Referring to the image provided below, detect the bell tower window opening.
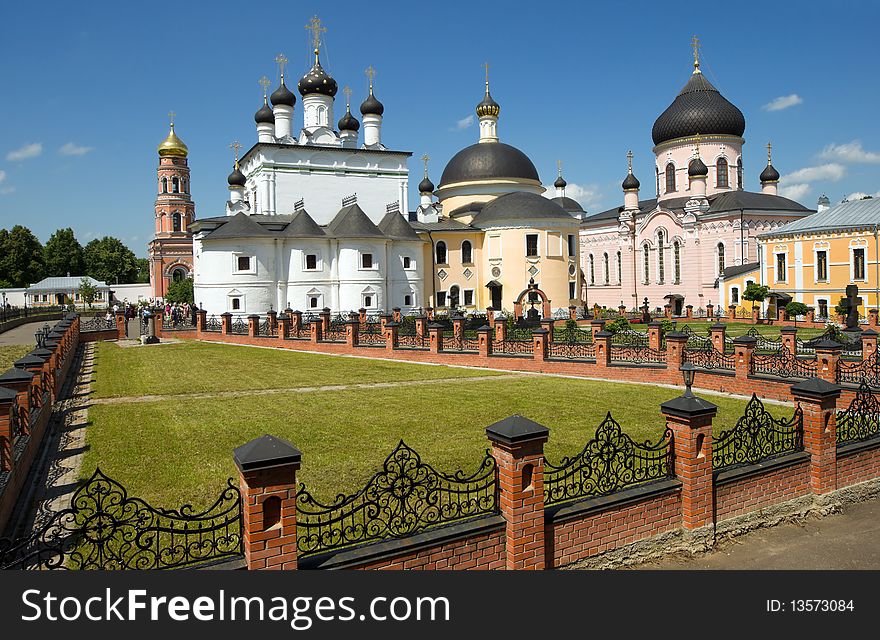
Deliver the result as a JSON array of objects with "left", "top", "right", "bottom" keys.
[
  {"left": 673, "top": 241, "right": 681, "bottom": 284},
  {"left": 172, "top": 177, "right": 179, "bottom": 193},
  {"left": 736, "top": 158, "right": 743, "bottom": 189},
  {"left": 172, "top": 212, "right": 182, "bottom": 233},
  {"left": 616, "top": 251, "right": 622, "bottom": 285},
  {"left": 589, "top": 254, "right": 595, "bottom": 285},
  {"left": 665, "top": 163, "right": 676, "bottom": 193},
  {"left": 161, "top": 178, "right": 168, "bottom": 193},
  {"left": 717, "top": 242, "right": 725, "bottom": 276},
  {"left": 435, "top": 241, "right": 447, "bottom": 265}
]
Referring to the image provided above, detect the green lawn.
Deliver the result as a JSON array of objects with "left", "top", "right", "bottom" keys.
[
  {"left": 627, "top": 321, "right": 829, "bottom": 340},
  {"left": 90, "top": 341, "right": 504, "bottom": 398},
  {"left": 0, "top": 345, "right": 31, "bottom": 372},
  {"left": 84, "top": 341, "right": 794, "bottom": 509}
]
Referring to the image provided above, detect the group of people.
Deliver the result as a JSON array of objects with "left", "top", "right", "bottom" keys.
[{"left": 97, "top": 299, "right": 199, "bottom": 332}]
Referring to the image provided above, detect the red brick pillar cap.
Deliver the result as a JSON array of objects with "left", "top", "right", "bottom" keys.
[
  {"left": 31, "top": 349, "right": 54, "bottom": 360},
  {"left": 234, "top": 434, "right": 302, "bottom": 473},
  {"left": 789, "top": 377, "right": 841, "bottom": 400},
  {"left": 861, "top": 328, "right": 878, "bottom": 338},
  {"left": 11, "top": 356, "right": 43, "bottom": 370},
  {"left": 322, "top": 307, "right": 331, "bottom": 313},
  {"left": 532, "top": 327, "right": 549, "bottom": 334},
  {"left": 732, "top": 335, "right": 757, "bottom": 346},
  {"left": 647, "top": 321, "right": 663, "bottom": 328},
  {"left": 811, "top": 339, "right": 843, "bottom": 352},
  {"left": 385, "top": 321, "right": 400, "bottom": 327},
  {"left": 392, "top": 307, "right": 401, "bottom": 313},
  {"left": 221, "top": 312, "right": 233, "bottom": 317},
  {"left": 476, "top": 325, "right": 492, "bottom": 333},
  {"left": 710, "top": 323, "right": 727, "bottom": 330},
  {"left": 590, "top": 320, "right": 606, "bottom": 327},
  {"left": 660, "top": 393, "right": 718, "bottom": 419},
  {"left": 247, "top": 314, "right": 260, "bottom": 320},
  {"left": 427, "top": 322, "right": 446, "bottom": 329},
  {"left": 664, "top": 331, "right": 688, "bottom": 340},
  {"left": 486, "top": 415, "right": 550, "bottom": 446}
]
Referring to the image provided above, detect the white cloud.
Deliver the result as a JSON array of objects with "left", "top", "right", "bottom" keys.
[
  {"left": 843, "top": 191, "right": 880, "bottom": 201},
  {"left": 450, "top": 114, "right": 474, "bottom": 131},
  {"left": 6, "top": 142, "right": 42, "bottom": 161},
  {"left": 0, "top": 170, "right": 5, "bottom": 183},
  {"left": 779, "top": 183, "right": 811, "bottom": 201},
  {"left": 780, "top": 163, "right": 846, "bottom": 183},
  {"left": 543, "top": 182, "right": 603, "bottom": 212},
  {"left": 59, "top": 142, "right": 94, "bottom": 156},
  {"left": 820, "top": 140, "right": 880, "bottom": 164},
  {"left": 762, "top": 94, "right": 803, "bottom": 112}
]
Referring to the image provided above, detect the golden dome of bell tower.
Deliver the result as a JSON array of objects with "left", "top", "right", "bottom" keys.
[{"left": 157, "top": 113, "right": 189, "bottom": 157}]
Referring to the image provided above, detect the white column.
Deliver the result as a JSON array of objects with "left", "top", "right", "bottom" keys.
[
  {"left": 274, "top": 105, "right": 293, "bottom": 139},
  {"left": 479, "top": 115, "right": 498, "bottom": 142},
  {"left": 268, "top": 171, "right": 277, "bottom": 215},
  {"left": 363, "top": 114, "right": 382, "bottom": 147}
]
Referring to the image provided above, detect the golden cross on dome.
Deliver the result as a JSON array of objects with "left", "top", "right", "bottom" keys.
[
  {"left": 305, "top": 15, "right": 326, "bottom": 50},
  {"left": 229, "top": 141, "right": 242, "bottom": 162},
  {"left": 168, "top": 110, "right": 176, "bottom": 126},
  {"left": 767, "top": 141, "right": 773, "bottom": 164},
  {"left": 365, "top": 65, "right": 376, "bottom": 90},
  {"left": 557, "top": 159, "right": 563, "bottom": 177},
  {"left": 343, "top": 86, "right": 352, "bottom": 106},
  {"left": 275, "top": 53, "right": 288, "bottom": 77},
  {"left": 421, "top": 153, "right": 430, "bottom": 177},
  {"left": 694, "top": 133, "right": 702, "bottom": 156},
  {"left": 691, "top": 35, "right": 701, "bottom": 71},
  {"left": 259, "top": 76, "right": 270, "bottom": 98},
  {"left": 627, "top": 150, "right": 633, "bottom": 172}
]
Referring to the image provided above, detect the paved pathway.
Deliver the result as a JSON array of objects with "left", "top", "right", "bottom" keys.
[
  {"left": 634, "top": 497, "right": 880, "bottom": 569},
  {"left": 0, "top": 319, "right": 57, "bottom": 346}
]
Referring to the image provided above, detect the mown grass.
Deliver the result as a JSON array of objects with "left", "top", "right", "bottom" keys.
[
  {"left": 90, "top": 341, "right": 504, "bottom": 398},
  {"left": 627, "top": 321, "right": 829, "bottom": 340},
  {"left": 0, "top": 345, "right": 31, "bottom": 372},
  {"left": 83, "top": 372, "right": 793, "bottom": 509}
]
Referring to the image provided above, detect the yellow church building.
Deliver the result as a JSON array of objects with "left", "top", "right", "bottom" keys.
[{"left": 719, "top": 197, "right": 880, "bottom": 319}]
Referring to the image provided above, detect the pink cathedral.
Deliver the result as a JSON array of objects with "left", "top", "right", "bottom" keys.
[{"left": 577, "top": 45, "right": 813, "bottom": 315}]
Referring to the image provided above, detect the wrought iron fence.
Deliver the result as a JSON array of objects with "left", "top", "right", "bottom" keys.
[
  {"left": 680, "top": 325, "right": 713, "bottom": 349},
  {"left": 492, "top": 338, "right": 532, "bottom": 356},
  {"left": 80, "top": 315, "right": 114, "bottom": 332},
  {"left": 545, "top": 413, "right": 672, "bottom": 506},
  {"left": 230, "top": 316, "right": 248, "bottom": 335},
  {"left": 610, "top": 329, "right": 649, "bottom": 346},
  {"left": 162, "top": 314, "right": 195, "bottom": 330},
  {"left": 444, "top": 334, "right": 480, "bottom": 352},
  {"left": 358, "top": 322, "right": 385, "bottom": 346},
  {"left": 258, "top": 316, "right": 276, "bottom": 337},
  {"left": 609, "top": 345, "right": 667, "bottom": 365},
  {"left": 548, "top": 340, "right": 596, "bottom": 360},
  {"left": 745, "top": 327, "right": 784, "bottom": 352},
  {"left": 296, "top": 442, "right": 497, "bottom": 557},
  {"left": 552, "top": 326, "right": 592, "bottom": 344},
  {"left": 682, "top": 344, "right": 736, "bottom": 371},
  {"left": 837, "top": 351, "right": 880, "bottom": 387},
  {"left": 750, "top": 348, "right": 818, "bottom": 379},
  {"left": 204, "top": 315, "right": 222, "bottom": 333},
  {"left": 323, "top": 315, "right": 348, "bottom": 342},
  {"left": 836, "top": 381, "right": 880, "bottom": 445},
  {"left": 0, "top": 469, "right": 242, "bottom": 570},
  {"left": 713, "top": 395, "right": 804, "bottom": 470}
]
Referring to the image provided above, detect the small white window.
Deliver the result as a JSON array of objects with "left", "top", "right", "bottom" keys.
[
  {"left": 304, "top": 254, "right": 320, "bottom": 271},
  {"left": 436, "top": 291, "right": 447, "bottom": 307},
  {"left": 402, "top": 256, "right": 414, "bottom": 270},
  {"left": 309, "top": 296, "right": 320, "bottom": 309},
  {"left": 234, "top": 254, "right": 255, "bottom": 274},
  {"left": 364, "top": 295, "right": 372, "bottom": 308},
  {"left": 404, "top": 294, "right": 413, "bottom": 306},
  {"left": 361, "top": 253, "right": 374, "bottom": 269},
  {"left": 231, "top": 298, "right": 241, "bottom": 310}
]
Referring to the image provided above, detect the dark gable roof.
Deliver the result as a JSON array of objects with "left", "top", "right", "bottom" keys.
[
  {"left": 378, "top": 211, "right": 421, "bottom": 240},
  {"left": 202, "top": 212, "right": 275, "bottom": 239},
  {"left": 280, "top": 210, "right": 325, "bottom": 238},
  {"left": 721, "top": 261, "right": 759, "bottom": 279},
  {"left": 471, "top": 191, "right": 576, "bottom": 228},
  {"left": 325, "top": 203, "right": 386, "bottom": 238},
  {"left": 551, "top": 196, "right": 584, "bottom": 213},
  {"left": 583, "top": 191, "right": 812, "bottom": 225},
  {"left": 409, "top": 219, "right": 476, "bottom": 232}
]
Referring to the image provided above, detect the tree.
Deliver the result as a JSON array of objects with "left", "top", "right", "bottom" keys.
[
  {"left": 83, "top": 236, "right": 139, "bottom": 284},
  {"left": 165, "top": 277, "right": 193, "bottom": 304},
  {"left": 834, "top": 297, "right": 848, "bottom": 318},
  {"left": 135, "top": 258, "right": 150, "bottom": 284},
  {"left": 743, "top": 283, "right": 769, "bottom": 312},
  {"left": 785, "top": 301, "right": 810, "bottom": 324},
  {"left": 43, "top": 228, "right": 84, "bottom": 277},
  {"left": 78, "top": 277, "right": 97, "bottom": 309},
  {"left": 0, "top": 225, "right": 44, "bottom": 287}
]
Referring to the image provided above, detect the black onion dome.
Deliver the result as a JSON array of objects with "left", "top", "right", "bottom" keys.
[
  {"left": 270, "top": 79, "right": 296, "bottom": 107},
  {"left": 254, "top": 99, "right": 275, "bottom": 124},
  {"left": 418, "top": 176, "right": 435, "bottom": 193},
  {"left": 622, "top": 172, "right": 640, "bottom": 190},
  {"left": 439, "top": 142, "right": 540, "bottom": 187},
  {"left": 476, "top": 90, "right": 500, "bottom": 118},
  {"left": 760, "top": 163, "right": 780, "bottom": 182},
  {"left": 688, "top": 157, "right": 708, "bottom": 177},
  {"left": 651, "top": 72, "right": 745, "bottom": 145},
  {"left": 298, "top": 51, "right": 338, "bottom": 97},
  {"left": 338, "top": 106, "right": 360, "bottom": 131},
  {"left": 360, "top": 91, "right": 384, "bottom": 116},
  {"left": 227, "top": 164, "right": 246, "bottom": 187},
  {"left": 554, "top": 176, "right": 567, "bottom": 189}
]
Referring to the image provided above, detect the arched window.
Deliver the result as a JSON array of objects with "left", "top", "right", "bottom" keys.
[
  {"left": 603, "top": 252, "right": 609, "bottom": 284},
  {"left": 461, "top": 240, "right": 472, "bottom": 264},
  {"left": 643, "top": 244, "right": 650, "bottom": 283},
  {"left": 161, "top": 178, "right": 168, "bottom": 193},
  {"left": 736, "top": 158, "right": 743, "bottom": 189},
  {"left": 435, "top": 241, "right": 447, "bottom": 264},
  {"left": 673, "top": 241, "right": 681, "bottom": 284},
  {"left": 589, "top": 255, "right": 595, "bottom": 285},
  {"left": 616, "top": 251, "right": 622, "bottom": 284},
  {"left": 172, "top": 177, "right": 179, "bottom": 193},
  {"left": 657, "top": 230, "right": 665, "bottom": 284},
  {"left": 717, "top": 242, "right": 726, "bottom": 276},
  {"left": 172, "top": 268, "right": 186, "bottom": 282},
  {"left": 716, "top": 158, "right": 729, "bottom": 188},
  {"left": 181, "top": 178, "right": 187, "bottom": 194},
  {"left": 172, "top": 212, "right": 182, "bottom": 232},
  {"left": 665, "top": 163, "right": 676, "bottom": 193},
  {"left": 655, "top": 167, "right": 660, "bottom": 196}
]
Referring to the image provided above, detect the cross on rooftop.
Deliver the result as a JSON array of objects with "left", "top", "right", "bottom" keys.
[
  {"left": 259, "top": 76, "right": 270, "bottom": 97},
  {"left": 230, "top": 141, "right": 242, "bottom": 162},
  {"left": 168, "top": 110, "right": 176, "bottom": 125},
  {"left": 626, "top": 150, "right": 633, "bottom": 172},
  {"left": 691, "top": 35, "right": 701, "bottom": 69},
  {"left": 343, "top": 86, "right": 352, "bottom": 105},
  {"left": 275, "top": 53, "right": 288, "bottom": 77},
  {"left": 305, "top": 15, "right": 326, "bottom": 50},
  {"left": 421, "top": 154, "right": 430, "bottom": 177},
  {"left": 365, "top": 65, "right": 376, "bottom": 89}
]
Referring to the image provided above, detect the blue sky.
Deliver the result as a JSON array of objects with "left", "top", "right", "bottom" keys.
[{"left": 1, "top": 0, "right": 879, "bottom": 257}]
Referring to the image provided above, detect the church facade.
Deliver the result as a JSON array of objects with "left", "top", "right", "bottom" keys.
[{"left": 579, "top": 44, "right": 813, "bottom": 315}]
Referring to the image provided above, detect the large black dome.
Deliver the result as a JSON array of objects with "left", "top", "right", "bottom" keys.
[
  {"left": 439, "top": 142, "right": 540, "bottom": 187},
  {"left": 298, "top": 51, "right": 338, "bottom": 97},
  {"left": 651, "top": 72, "right": 745, "bottom": 145}
]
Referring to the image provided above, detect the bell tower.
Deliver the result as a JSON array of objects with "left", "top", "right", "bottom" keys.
[{"left": 148, "top": 112, "right": 196, "bottom": 299}]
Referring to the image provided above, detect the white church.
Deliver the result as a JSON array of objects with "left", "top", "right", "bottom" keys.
[{"left": 190, "top": 24, "right": 424, "bottom": 315}]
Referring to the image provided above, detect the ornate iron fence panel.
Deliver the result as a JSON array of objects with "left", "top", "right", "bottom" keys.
[
  {"left": 714, "top": 395, "right": 804, "bottom": 470},
  {"left": 682, "top": 344, "right": 736, "bottom": 371},
  {"left": 548, "top": 340, "right": 596, "bottom": 360},
  {"left": 745, "top": 327, "right": 784, "bottom": 352},
  {"left": 296, "top": 442, "right": 497, "bottom": 557},
  {"left": 609, "top": 345, "right": 667, "bottom": 365},
  {"left": 258, "top": 316, "right": 275, "bottom": 337},
  {"left": 734, "top": 307, "right": 753, "bottom": 319},
  {"left": 552, "top": 326, "right": 592, "bottom": 344},
  {"left": 358, "top": 323, "right": 385, "bottom": 346},
  {"left": 836, "top": 381, "right": 880, "bottom": 445},
  {"left": 837, "top": 351, "right": 880, "bottom": 387},
  {"left": 204, "top": 315, "right": 222, "bottom": 333},
  {"left": 545, "top": 414, "right": 672, "bottom": 506},
  {"left": 493, "top": 338, "right": 532, "bottom": 356},
  {"left": 80, "top": 316, "right": 114, "bottom": 332},
  {"left": 323, "top": 315, "right": 348, "bottom": 342},
  {"left": 0, "top": 469, "right": 242, "bottom": 570},
  {"left": 163, "top": 314, "right": 194, "bottom": 330},
  {"left": 230, "top": 316, "right": 248, "bottom": 335},
  {"left": 506, "top": 327, "right": 534, "bottom": 341},
  {"left": 610, "top": 329, "right": 649, "bottom": 346},
  {"left": 750, "top": 348, "right": 818, "bottom": 379},
  {"left": 397, "top": 333, "right": 428, "bottom": 349},
  {"left": 444, "top": 334, "right": 480, "bottom": 352}
]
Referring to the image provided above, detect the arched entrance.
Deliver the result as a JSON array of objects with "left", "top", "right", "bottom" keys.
[{"left": 513, "top": 278, "right": 551, "bottom": 322}]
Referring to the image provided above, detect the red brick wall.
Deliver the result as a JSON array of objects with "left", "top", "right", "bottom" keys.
[
  {"left": 547, "top": 490, "right": 681, "bottom": 567},
  {"left": 837, "top": 444, "right": 880, "bottom": 488},
  {"left": 353, "top": 529, "right": 505, "bottom": 570},
  {"left": 715, "top": 460, "right": 811, "bottom": 521},
  {"left": 80, "top": 329, "right": 118, "bottom": 343}
]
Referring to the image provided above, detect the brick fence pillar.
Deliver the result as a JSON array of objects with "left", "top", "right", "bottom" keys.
[
  {"left": 248, "top": 314, "right": 260, "bottom": 338},
  {"left": 0, "top": 387, "right": 16, "bottom": 472},
  {"left": 813, "top": 340, "right": 842, "bottom": 384},
  {"left": 618, "top": 304, "right": 627, "bottom": 317},
  {"left": 532, "top": 328, "right": 548, "bottom": 362},
  {"left": 277, "top": 314, "right": 290, "bottom": 341},
  {"left": 115, "top": 312, "right": 127, "bottom": 339},
  {"left": 752, "top": 306, "right": 760, "bottom": 323},
  {"left": 647, "top": 321, "right": 662, "bottom": 351},
  {"left": 685, "top": 305, "right": 693, "bottom": 319},
  {"left": 568, "top": 305, "right": 577, "bottom": 321},
  {"left": 380, "top": 313, "right": 392, "bottom": 331},
  {"left": 790, "top": 378, "right": 841, "bottom": 495},
  {"left": 861, "top": 329, "right": 878, "bottom": 360},
  {"left": 153, "top": 310, "right": 165, "bottom": 339},
  {"left": 594, "top": 331, "right": 612, "bottom": 368},
  {"left": 486, "top": 307, "right": 495, "bottom": 328},
  {"left": 709, "top": 323, "right": 727, "bottom": 354},
  {"left": 221, "top": 312, "right": 233, "bottom": 335},
  {"left": 267, "top": 310, "right": 278, "bottom": 336},
  {"left": 320, "top": 308, "right": 331, "bottom": 334},
  {"left": 870, "top": 308, "right": 879, "bottom": 327},
  {"left": 590, "top": 319, "right": 606, "bottom": 340},
  {"left": 310, "top": 318, "right": 323, "bottom": 342},
  {"left": 780, "top": 326, "right": 797, "bottom": 356},
  {"left": 664, "top": 332, "right": 688, "bottom": 371},
  {"left": 806, "top": 309, "right": 815, "bottom": 324},
  {"left": 291, "top": 311, "right": 302, "bottom": 337},
  {"left": 540, "top": 318, "right": 554, "bottom": 344},
  {"left": 452, "top": 314, "right": 464, "bottom": 340},
  {"left": 196, "top": 309, "right": 207, "bottom": 334},
  {"left": 732, "top": 335, "right": 757, "bottom": 381},
  {"left": 234, "top": 435, "right": 302, "bottom": 570},
  {"left": 486, "top": 415, "right": 549, "bottom": 570},
  {"left": 477, "top": 325, "right": 493, "bottom": 358},
  {"left": 661, "top": 387, "right": 717, "bottom": 529},
  {"left": 706, "top": 303, "right": 714, "bottom": 320},
  {"left": 358, "top": 308, "right": 367, "bottom": 326},
  {"left": 392, "top": 307, "right": 402, "bottom": 324},
  {"left": 495, "top": 317, "right": 508, "bottom": 342},
  {"left": 346, "top": 320, "right": 360, "bottom": 348},
  {"left": 385, "top": 321, "right": 399, "bottom": 351},
  {"left": 428, "top": 323, "right": 444, "bottom": 354},
  {"left": 425, "top": 306, "right": 434, "bottom": 321},
  {"left": 728, "top": 304, "right": 737, "bottom": 320},
  {"left": 0, "top": 368, "right": 33, "bottom": 439},
  {"left": 415, "top": 315, "right": 427, "bottom": 338}
]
